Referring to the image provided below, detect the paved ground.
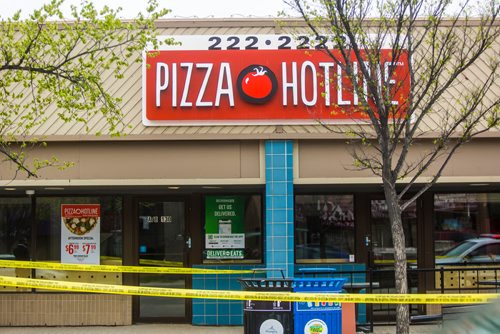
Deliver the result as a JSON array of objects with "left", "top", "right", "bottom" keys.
[{"left": 0, "top": 324, "right": 440, "bottom": 334}]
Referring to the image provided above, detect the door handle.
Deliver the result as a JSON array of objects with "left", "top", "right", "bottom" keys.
[{"left": 186, "top": 237, "right": 192, "bottom": 249}]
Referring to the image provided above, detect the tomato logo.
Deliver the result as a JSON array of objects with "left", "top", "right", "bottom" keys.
[{"left": 237, "top": 65, "right": 278, "bottom": 104}]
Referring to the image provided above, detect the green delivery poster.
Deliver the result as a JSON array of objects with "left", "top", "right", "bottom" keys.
[{"left": 205, "top": 196, "right": 245, "bottom": 259}]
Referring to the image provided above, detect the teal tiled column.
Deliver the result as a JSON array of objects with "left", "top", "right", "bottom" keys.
[{"left": 265, "top": 140, "right": 294, "bottom": 278}]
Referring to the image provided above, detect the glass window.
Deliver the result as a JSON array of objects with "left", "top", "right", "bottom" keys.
[
  {"left": 371, "top": 199, "right": 417, "bottom": 266},
  {"left": 295, "top": 195, "right": 355, "bottom": 263},
  {"left": 0, "top": 197, "right": 32, "bottom": 292},
  {"left": 203, "top": 195, "right": 262, "bottom": 263},
  {"left": 35, "top": 196, "right": 123, "bottom": 286},
  {"left": 434, "top": 193, "right": 500, "bottom": 255}
]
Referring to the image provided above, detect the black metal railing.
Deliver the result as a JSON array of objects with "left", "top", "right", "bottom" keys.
[{"left": 333, "top": 266, "right": 500, "bottom": 331}]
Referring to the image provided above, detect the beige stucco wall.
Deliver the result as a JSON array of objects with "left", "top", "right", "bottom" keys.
[
  {"left": 2, "top": 137, "right": 498, "bottom": 187},
  {"left": 0, "top": 140, "right": 262, "bottom": 185},
  {"left": 296, "top": 138, "right": 500, "bottom": 184}
]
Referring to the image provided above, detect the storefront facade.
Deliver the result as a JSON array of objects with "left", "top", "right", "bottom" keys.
[{"left": 0, "top": 19, "right": 499, "bottom": 326}]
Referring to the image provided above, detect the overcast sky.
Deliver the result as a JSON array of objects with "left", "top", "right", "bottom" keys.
[{"left": 1, "top": 0, "right": 290, "bottom": 19}]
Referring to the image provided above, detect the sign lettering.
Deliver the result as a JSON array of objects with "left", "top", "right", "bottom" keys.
[{"left": 143, "top": 35, "right": 410, "bottom": 125}]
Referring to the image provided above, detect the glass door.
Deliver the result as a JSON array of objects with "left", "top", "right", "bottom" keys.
[{"left": 137, "top": 199, "right": 190, "bottom": 322}]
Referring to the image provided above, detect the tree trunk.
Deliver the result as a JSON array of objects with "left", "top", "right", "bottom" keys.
[{"left": 384, "top": 184, "right": 410, "bottom": 334}]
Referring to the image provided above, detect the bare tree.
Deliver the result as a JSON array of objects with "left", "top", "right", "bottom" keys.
[{"left": 284, "top": 0, "right": 499, "bottom": 333}]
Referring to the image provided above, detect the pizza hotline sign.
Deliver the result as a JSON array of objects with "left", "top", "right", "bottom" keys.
[
  {"left": 61, "top": 204, "right": 100, "bottom": 265},
  {"left": 143, "top": 35, "right": 410, "bottom": 126}
]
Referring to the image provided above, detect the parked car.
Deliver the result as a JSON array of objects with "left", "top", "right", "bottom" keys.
[{"left": 436, "top": 236, "right": 500, "bottom": 265}]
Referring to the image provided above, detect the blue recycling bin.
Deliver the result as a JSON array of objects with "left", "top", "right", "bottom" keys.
[{"left": 293, "top": 276, "right": 346, "bottom": 334}]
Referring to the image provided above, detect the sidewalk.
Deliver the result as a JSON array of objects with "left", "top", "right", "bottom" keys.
[{"left": 0, "top": 324, "right": 440, "bottom": 334}]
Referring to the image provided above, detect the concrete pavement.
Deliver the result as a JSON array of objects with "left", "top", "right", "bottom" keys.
[{"left": 0, "top": 324, "right": 441, "bottom": 334}]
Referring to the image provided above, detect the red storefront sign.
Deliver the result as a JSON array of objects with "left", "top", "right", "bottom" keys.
[{"left": 143, "top": 39, "right": 409, "bottom": 125}]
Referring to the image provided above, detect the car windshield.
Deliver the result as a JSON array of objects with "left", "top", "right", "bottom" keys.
[{"left": 443, "top": 240, "right": 477, "bottom": 257}]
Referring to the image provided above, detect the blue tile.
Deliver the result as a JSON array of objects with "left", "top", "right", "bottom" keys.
[
  {"left": 272, "top": 142, "right": 286, "bottom": 153},
  {"left": 217, "top": 316, "right": 230, "bottom": 325},
  {"left": 229, "top": 315, "right": 243, "bottom": 325},
  {"left": 273, "top": 154, "right": 286, "bottom": 168},
  {"left": 272, "top": 237, "right": 287, "bottom": 250},
  {"left": 286, "top": 208, "right": 294, "bottom": 222},
  {"left": 265, "top": 156, "right": 272, "bottom": 169},
  {"left": 265, "top": 141, "right": 273, "bottom": 154},
  {"left": 192, "top": 315, "right": 205, "bottom": 325},
  {"left": 204, "top": 280, "right": 217, "bottom": 289},
  {"left": 272, "top": 196, "right": 288, "bottom": 209},
  {"left": 272, "top": 210, "right": 287, "bottom": 223},
  {"left": 192, "top": 302, "right": 204, "bottom": 316},
  {"left": 271, "top": 169, "right": 286, "bottom": 181},
  {"left": 265, "top": 196, "right": 272, "bottom": 210},
  {"left": 270, "top": 222, "right": 287, "bottom": 235},
  {"left": 230, "top": 302, "right": 244, "bottom": 315},
  {"left": 358, "top": 303, "right": 367, "bottom": 323},
  {"left": 218, "top": 302, "right": 230, "bottom": 315},
  {"left": 205, "top": 316, "right": 217, "bottom": 325},
  {"left": 271, "top": 182, "right": 287, "bottom": 195},
  {"left": 205, "top": 303, "right": 217, "bottom": 315},
  {"left": 272, "top": 250, "right": 287, "bottom": 262}
]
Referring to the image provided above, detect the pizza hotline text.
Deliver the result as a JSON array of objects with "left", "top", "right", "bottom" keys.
[{"left": 144, "top": 49, "right": 409, "bottom": 123}]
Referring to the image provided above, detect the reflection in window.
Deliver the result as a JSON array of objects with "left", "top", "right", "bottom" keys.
[
  {"left": 434, "top": 193, "right": 500, "bottom": 255},
  {"left": 0, "top": 198, "right": 32, "bottom": 291},
  {"left": 295, "top": 195, "right": 355, "bottom": 263},
  {"left": 371, "top": 200, "right": 417, "bottom": 266}
]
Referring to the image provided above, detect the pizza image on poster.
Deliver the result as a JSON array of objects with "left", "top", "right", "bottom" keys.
[
  {"left": 63, "top": 216, "right": 98, "bottom": 235},
  {"left": 61, "top": 204, "right": 100, "bottom": 265}
]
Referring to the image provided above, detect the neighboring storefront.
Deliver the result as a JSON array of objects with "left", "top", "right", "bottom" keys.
[{"left": 0, "top": 18, "right": 498, "bottom": 326}]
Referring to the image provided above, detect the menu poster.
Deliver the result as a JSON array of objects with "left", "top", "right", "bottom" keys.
[{"left": 61, "top": 204, "right": 100, "bottom": 265}]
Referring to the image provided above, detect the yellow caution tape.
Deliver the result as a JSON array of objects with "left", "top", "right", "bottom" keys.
[
  {"left": 373, "top": 259, "right": 417, "bottom": 265},
  {"left": 100, "top": 256, "right": 184, "bottom": 267},
  {"left": 0, "top": 275, "right": 499, "bottom": 304},
  {"left": 139, "top": 259, "right": 183, "bottom": 267},
  {"left": 0, "top": 260, "right": 253, "bottom": 275}
]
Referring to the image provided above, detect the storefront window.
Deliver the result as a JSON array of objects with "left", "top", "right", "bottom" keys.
[
  {"left": 35, "top": 196, "right": 123, "bottom": 286},
  {"left": 0, "top": 197, "right": 32, "bottom": 291},
  {"left": 203, "top": 195, "right": 262, "bottom": 263},
  {"left": 371, "top": 199, "right": 417, "bottom": 266},
  {"left": 434, "top": 193, "right": 500, "bottom": 257},
  {"left": 295, "top": 195, "right": 355, "bottom": 263}
]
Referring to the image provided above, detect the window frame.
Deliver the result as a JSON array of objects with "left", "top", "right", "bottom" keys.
[{"left": 294, "top": 192, "right": 356, "bottom": 264}]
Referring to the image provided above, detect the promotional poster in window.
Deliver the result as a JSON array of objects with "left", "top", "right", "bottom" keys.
[
  {"left": 204, "top": 196, "right": 245, "bottom": 260},
  {"left": 60, "top": 204, "right": 100, "bottom": 265}
]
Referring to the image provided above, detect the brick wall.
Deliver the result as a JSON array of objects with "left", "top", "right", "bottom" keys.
[{"left": 0, "top": 294, "right": 132, "bottom": 326}]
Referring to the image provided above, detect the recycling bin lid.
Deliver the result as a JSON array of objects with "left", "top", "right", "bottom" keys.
[{"left": 293, "top": 277, "right": 347, "bottom": 292}]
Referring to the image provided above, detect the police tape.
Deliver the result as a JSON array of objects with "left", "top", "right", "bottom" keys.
[
  {"left": 1, "top": 275, "right": 499, "bottom": 304},
  {"left": 0, "top": 260, "right": 254, "bottom": 275}
]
